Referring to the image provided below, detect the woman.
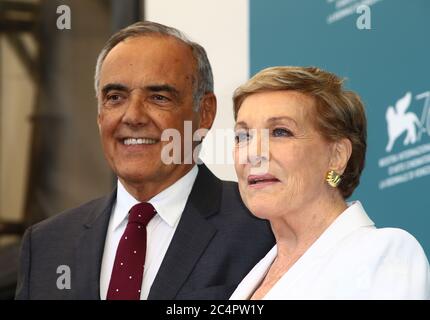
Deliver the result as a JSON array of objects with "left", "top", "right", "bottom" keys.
[{"left": 230, "top": 66, "right": 430, "bottom": 299}]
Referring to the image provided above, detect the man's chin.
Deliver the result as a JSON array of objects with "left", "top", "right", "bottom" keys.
[
  {"left": 117, "top": 170, "right": 159, "bottom": 186},
  {"left": 115, "top": 163, "right": 193, "bottom": 190}
]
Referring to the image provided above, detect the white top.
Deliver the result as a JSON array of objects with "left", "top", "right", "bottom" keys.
[
  {"left": 230, "top": 201, "right": 430, "bottom": 300},
  {"left": 100, "top": 165, "right": 198, "bottom": 300}
]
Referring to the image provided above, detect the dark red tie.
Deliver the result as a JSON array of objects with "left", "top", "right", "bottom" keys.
[{"left": 107, "top": 202, "right": 156, "bottom": 300}]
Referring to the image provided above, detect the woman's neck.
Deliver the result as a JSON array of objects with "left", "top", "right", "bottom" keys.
[{"left": 271, "top": 194, "right": 347, "bottom": 260}]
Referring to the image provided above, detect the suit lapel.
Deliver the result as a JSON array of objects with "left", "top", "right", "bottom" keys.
[
  {"left": 148, "top": 164, "right": 222, "bottom": 299},
  {"left": 74, "top": 190, "right": 116, "bottom": 299}
]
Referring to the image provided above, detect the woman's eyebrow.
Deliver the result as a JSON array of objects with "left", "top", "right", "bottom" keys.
[
  {"left": 266, "top": 116, "right": 297, "bottom": 125},
  {"left": 234, "top": 121, "right": 248, "bottom": 130}
]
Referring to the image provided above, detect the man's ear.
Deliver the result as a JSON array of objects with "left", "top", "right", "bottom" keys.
[
  {"left": 198, "top": 93, "right": 217, "bottom": 131},
  {"left": 329, "top": 138, "right": 352, "bottom": 174}
]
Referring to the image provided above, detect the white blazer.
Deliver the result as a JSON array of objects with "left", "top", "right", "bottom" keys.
[{"left": 230, "top": 201, "right": 430, "bottom": 300}]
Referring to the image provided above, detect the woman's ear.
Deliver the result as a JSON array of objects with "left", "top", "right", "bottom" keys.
[{"left": 329, "top": 138, "right": 352, "bottom": 174}]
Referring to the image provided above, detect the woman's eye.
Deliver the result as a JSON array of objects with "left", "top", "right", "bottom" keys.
[
  {"left": 235, "top": 131, "right": 251, "bottom": 144},
  {"left": 272, "top": 128, "right": 293, "bottom": 137}
]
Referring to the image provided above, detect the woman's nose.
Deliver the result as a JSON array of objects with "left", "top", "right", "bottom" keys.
[{"left": 248, "top": 129, "right": 269, "bottom": 166}]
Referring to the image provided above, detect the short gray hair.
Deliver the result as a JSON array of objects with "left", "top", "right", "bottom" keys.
[{"left": 94, "top": 21, "right": 214, "bottom": 111}]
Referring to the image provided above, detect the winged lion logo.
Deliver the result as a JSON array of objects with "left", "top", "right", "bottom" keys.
[{"left": 385, "top": 92, "right": 421, "bottom": 152}]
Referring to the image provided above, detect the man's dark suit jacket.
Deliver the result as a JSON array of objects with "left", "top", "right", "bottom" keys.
[{"left": 15, "top": 164, "right": 275, "bottom": 299}]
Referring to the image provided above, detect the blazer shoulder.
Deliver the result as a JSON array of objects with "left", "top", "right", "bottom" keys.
[
  {"left": 218, "top": 180, "right": 273, "bottom": 230},
  {"left": 350, "top": 226, "right": 425, "bottom": 254},
  {"left": 361, "top": 227, "right": 428, "bottom": 260},
  {"left": 219, "top": 180, "right": 251, "bottom": 214},
  {"left": 29, "top": 192, "right": 114, "bottom": 236}
]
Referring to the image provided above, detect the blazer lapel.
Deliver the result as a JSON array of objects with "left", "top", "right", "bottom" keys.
[
  {"left": 148, "top": 164, "right": 222, "bottom": 300},
  {"left": 73, "top": 190, "right": 116, "bottom": 299}
]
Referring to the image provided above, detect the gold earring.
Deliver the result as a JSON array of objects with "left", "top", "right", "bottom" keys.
[{"left": 326, "top": 170, "right": 341, "bottom": 188}]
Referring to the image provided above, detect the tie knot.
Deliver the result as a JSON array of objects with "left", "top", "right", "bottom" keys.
[{"left": 128, "top": 202, "right": 156, "bottom": 226}]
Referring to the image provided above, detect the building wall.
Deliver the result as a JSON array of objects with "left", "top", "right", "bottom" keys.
[{"left": 0, "top": 35, "right": 36, "bottom": 222}]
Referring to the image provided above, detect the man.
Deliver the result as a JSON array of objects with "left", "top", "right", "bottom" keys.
[{"left": 15, "top": 21, "right": 274, "bottom": 299}]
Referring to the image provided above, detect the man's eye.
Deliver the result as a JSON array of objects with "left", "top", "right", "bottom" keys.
[
  {"left": 272, "top": 128, "right": 293, "bottom": 137},
  {"left": 235, "top": 131, "right": 251, "bottom": 144},
  {"left": 151, "top": 94, "right": 170, "bottom": 102},
  {"left": 105, "top": 93, "right": 124, "bottom": 103}
]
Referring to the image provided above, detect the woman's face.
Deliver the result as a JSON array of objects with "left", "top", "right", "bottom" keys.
[{"left": 234, "top": 90, "right": 335, "bottom": 220}]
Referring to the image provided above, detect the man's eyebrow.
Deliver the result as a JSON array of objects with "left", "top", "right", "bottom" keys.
[
  {"left": 101, "top": 83, "right": 129, "bottom": 95},
  {"left": 101, "top": 83, "right": 181, "bottom": 99},
  {"left": 146, "top": 84, "right": 180, "bottom": 98}
]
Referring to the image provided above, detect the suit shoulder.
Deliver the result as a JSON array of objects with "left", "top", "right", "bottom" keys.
[
  {"left": 207, "top": 179, "right": 275, "bottom": 254},
  {"left": 30, "top": 194, "right": 112, "bottom": 235},
  {"left": 219, "top": 179, "right": 240, "bottom": 197},
  {"left": 219, "top": 180, "right": 247, "bottom": 212},
  {"left": 218, "top": 180, "right": 271, "bottom": 225},
  {"left": 220, "top": 180, "right": 239, "bottom": 194}
]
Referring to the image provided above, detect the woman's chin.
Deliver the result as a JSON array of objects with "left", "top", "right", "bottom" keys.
[{"left": 247, "top": 203, "right": 278, "bottom": 220}]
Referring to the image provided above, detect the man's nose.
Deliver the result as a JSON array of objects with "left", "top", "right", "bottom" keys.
[{"left": 121, "top": 94, "right": 150, "bottom": 127}]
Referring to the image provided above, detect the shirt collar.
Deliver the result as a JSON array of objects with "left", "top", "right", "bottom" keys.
[{"left": 112, "top": 165, "right": 199, "bottom": 231}]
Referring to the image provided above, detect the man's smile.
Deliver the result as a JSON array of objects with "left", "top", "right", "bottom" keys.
[{"left": 122, "top": 137, "right": 158, "bottom": 145}]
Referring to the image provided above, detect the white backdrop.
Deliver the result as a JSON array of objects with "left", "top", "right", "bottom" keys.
[{"left": 145, "top": 0, "right": 249, "bottom": 181}]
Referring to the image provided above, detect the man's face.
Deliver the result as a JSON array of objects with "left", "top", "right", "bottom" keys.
[{"left": 97, "top": 35, "right": 212, "bottom": 199}]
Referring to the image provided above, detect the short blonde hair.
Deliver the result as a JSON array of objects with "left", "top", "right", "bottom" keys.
[{"left": 233, "top": 66, "right": 367, "bottom": 199}]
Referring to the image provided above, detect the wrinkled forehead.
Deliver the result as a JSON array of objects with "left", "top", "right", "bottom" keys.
[
  {"left": 104, "top": 35, "right": 195, "bottom": 69},
  {"left": 99, "top": 35, "right": 197, "bottom": 90}
]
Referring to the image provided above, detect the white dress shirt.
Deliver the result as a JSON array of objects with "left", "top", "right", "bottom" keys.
[
  {"left": 230, "top": 201, "right": 430, "bottom": 300},
  {"left": 100, "top": 165, "right": 198, "bottom": 300}
]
